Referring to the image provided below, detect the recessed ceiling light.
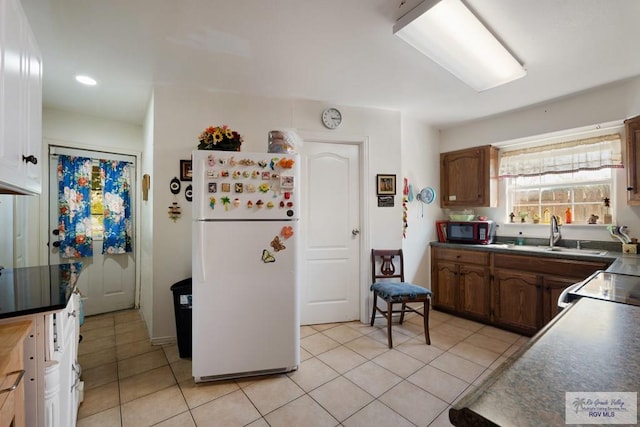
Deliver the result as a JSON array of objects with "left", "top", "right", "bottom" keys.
[{"left": 75, "top": 75, "right": 97, "bottom": 86}]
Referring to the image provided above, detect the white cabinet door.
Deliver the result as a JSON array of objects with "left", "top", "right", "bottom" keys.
[
  {"left": 22, "top": 24, "right": 42, "bottom": 194},
  {"left": 0, "top": 0, "right": 25, "bottom": 189},
  {"left": 0, "top": 0, "right": 42, "bottom": 195},
  {"left": 45, "top": 291, "right": 80, "bottom": 427}
]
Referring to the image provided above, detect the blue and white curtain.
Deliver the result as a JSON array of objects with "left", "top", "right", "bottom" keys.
[
  {"left": 57, "top": 156, "right": 93, "bottom": 258},
  {"left": 100, "top": 160, "right": 132, "bottom": 254}
]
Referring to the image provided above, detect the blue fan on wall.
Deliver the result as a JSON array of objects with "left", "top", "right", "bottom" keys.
[{"left": 415, "top": 187, "right": 435, "bottom": 217}]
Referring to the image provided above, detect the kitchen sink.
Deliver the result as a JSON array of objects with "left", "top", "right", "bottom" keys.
[{"left": 542, "top": 246, "right": 608, "bottom": 256}]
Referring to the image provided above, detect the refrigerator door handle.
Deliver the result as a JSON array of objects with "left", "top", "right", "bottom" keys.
[{"left": 195, "top": 222, "right": 206, "bottom": 282}]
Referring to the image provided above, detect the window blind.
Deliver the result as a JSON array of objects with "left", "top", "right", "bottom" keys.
[{"left": 498, "top": 133, "right": 623, "bottom": 178}]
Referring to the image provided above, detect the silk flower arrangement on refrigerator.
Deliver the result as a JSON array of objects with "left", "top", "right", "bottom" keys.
[{"left": 169, "top": 124, "right": 244, "bottom": 221}]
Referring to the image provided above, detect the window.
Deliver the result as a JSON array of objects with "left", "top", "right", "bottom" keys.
[
  {"left": 506, "top": 169, "right": 612, "bottom": 224},
  {"left": 500, "top": 132, "right": 622, "bottom": 225},
  {"left": 90, "top": 163, "right": 104, "bottom": 240}
]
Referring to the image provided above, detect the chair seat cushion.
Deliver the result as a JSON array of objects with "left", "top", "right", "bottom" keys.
[{"left": 370, "top": 281, "right": 432, "bottom": 299}]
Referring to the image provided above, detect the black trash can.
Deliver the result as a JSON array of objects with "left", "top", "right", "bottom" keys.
[{"left": 170, "top": 278, "right": 192, "bottom": 358}]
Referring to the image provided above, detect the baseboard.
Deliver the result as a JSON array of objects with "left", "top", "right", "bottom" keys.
[{"left": 151, "top": 336, "right": 177, "bottom": 346}]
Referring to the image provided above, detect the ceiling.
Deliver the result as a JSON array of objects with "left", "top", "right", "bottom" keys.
[{"left": 20, "top": 0, "right": 640, "bottom": 129}]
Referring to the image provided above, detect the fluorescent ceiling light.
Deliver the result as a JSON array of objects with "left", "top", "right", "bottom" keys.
[
  {"left": 75, "top": 75, "right": 97, "bottom": 86},
  {"left": 393, "top": 0, "right": 526, "bottom": 91}
]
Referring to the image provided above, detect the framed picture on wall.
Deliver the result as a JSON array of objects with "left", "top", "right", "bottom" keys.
[
  {"left": 180, "top": 160, "right": 193, "bottom": 181},
  {"left": 377, "top": 195, "right": 394, "bottom": 207},
  {"left": 376, "top": 174, "right": 396, "bottom": 195}
]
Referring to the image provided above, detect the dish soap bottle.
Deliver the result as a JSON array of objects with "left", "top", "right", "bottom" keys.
[
  {"left": 565, "top": 207, "right": 572, "bottom": 224},
  {"left": 516, "top": 231, "right": 525, "bottom": 246}
]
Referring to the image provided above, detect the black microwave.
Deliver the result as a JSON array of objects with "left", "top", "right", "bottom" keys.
[{"left": 447, "top": 221, "right": 496, "bottom": 244}]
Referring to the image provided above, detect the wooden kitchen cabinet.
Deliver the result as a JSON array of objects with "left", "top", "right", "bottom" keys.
[
  {"left": 433, "top": 260, "right": 458, "bottom": 312},
  {"left": 431, "top": 248, "right": 490, "bottom": 321},
  {"left": 0, "top": 320, "right": 33, "bottom": 427},
  {"left": 542, "top": 275, "right": 577, "bottom": 325},
  {"left": 492, "top": 253, "right": 609, "bottom": 335},
  {"left": 492, "top": 269, "right": 540, "bottom": 336},
  {"left": 430, "top": 245, "right": 611, "bottom": 336},
  {"left": 440, "top": 145, "right": 498, "bottom": 208},
  {"left": 0, "top": 0, "right": 43, "bottom": 195},
  {"left": 459, "top": 264, "right": 491, "bottom": 321},
  {"left": 625, "top": 114, "right": 640, "bottom": 205}
]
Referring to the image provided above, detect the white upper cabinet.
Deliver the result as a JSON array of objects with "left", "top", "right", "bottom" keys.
[{"left": 0, "top": 0, "right": 42, "bottom": 195}]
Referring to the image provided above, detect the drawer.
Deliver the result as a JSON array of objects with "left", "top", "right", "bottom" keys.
[
  {"left": 0, "top": 320, "right": 31, "bottom": 427},
  {"left": 434, "top": 247, "right": 489, "bottom": 265},
  {"left": 493, "top": 253, "right": 609, "bottom": 278}
]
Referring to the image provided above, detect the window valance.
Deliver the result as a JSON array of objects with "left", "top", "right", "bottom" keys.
[{"left": 498, "top": 133, "right": 623, "bottom": 178}]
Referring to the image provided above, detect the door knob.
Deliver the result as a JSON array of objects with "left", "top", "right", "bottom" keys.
[
  {"left": 52, "top": 229, "right": 60, "bottom": 235},
  {"left": 352, "top": 229, "right": 360, "bottom": 236},
  {"left": 52, "top": 241, "right": 60, "bottom": 248}
]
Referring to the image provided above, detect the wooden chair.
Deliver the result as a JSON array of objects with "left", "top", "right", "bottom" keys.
[{"left": 370, "top": 249, "right": 432, "bottom": 348}]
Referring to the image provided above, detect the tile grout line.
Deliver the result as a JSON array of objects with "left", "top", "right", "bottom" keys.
[{"left": 77, "top": 310, "right": 528, "bottom": 427}]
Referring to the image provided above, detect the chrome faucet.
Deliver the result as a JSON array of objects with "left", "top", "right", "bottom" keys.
[{"left": 550, "top": 215, "right": 561, "bottom": 247}]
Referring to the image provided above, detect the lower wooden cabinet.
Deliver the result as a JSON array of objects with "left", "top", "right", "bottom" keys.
[
  {"left": 459, "top": 264, "right": 491, "bottom": 321},
  {"left": 431, "top": 248, "right": 490, "bottom": 322},
  {"left": 542, "top": 275, "right": 578, "bottom": 325},
  {"left": 433, "top": 261, "right": 457, "bottom": 312},
  {"left": 431, "top": 245, "right": 611, "bottom": 336},
  {"left": 493, "top": 269, "right": 540, "bottom": 336}
]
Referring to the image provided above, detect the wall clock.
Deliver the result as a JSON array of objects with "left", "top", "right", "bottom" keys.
[{"left": 322, "top": 107, "right": 342, "bottom": 129}]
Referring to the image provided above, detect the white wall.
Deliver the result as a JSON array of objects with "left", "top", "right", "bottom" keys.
[
  {"left": 440, "top": 77, "right": 640, "bottom": 243},
  {"left": 139, "top": 94, "right": 155, "bottom": 330},
  {"left": 43, "top": 108, "right": 143, "bottom": 151},
  {"left": 400, "top": 116, "right": 441, "bottom": 288},
  {"left": 148, "top": 86, "right": 403, "bottom": 341}
]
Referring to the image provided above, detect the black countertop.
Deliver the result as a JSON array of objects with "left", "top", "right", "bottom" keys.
[
  {"left": 0, "top": 263, "right": 82, "bottom": 319},
  {"left": 449, "top": 297, "right": 640, "bottom": 426}
]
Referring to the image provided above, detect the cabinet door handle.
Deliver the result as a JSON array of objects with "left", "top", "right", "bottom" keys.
[
  {"left": 68, "top": 310, "right": 77, "bottom": 318},
  {"left": 627, "top": 186, "right": 634, "bottom": 191},
  {"left": 22, "top": 155, "right": 38, "bottom": 165},
  {"left": 0, "top": 370, "right": 25, "bottom": 393}
]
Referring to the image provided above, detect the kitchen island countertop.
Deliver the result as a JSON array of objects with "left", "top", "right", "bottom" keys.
[
  {"left": 449, "top": 297, "right": 640, "bottom": 426},
  {"left": 0, "top": 263, "right": 82, "bottom": 319}
]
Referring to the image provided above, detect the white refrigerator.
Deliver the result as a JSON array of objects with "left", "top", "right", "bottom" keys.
[{"left": 191, "top": 150, "right": 300, "bottom": 382}]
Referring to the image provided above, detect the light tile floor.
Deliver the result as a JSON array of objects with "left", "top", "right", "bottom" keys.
[{"left": 76, "top": 309, "right": 528, "bottom": 427}]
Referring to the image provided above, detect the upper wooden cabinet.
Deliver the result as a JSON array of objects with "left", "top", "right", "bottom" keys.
[
  {"left": 440, "top": 145, "right": 498, "bottom": 208},
  {"left": 625, "top": 114, "right": 640, "bottom": 205},
  {"left": 0, "top": 0, "right": 43, "bottom": 195}
]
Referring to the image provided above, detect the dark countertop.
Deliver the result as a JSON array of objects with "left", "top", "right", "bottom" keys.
[
  {"left": 435, "top": 241, "right": 640, "bottom": 426},
  {"left": 449, "top": 297, "right": 640, "bottom": 426},
  {"left": 0, "top": 263, "right": 82, "bottom": 319}
]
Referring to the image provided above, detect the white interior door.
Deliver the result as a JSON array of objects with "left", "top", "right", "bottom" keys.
[
  {"left": 300, "top": 140, "right": 361, "bottom": 325},
  {"left": 48, "top": 148, "right": 136, "bottom": 316}
]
